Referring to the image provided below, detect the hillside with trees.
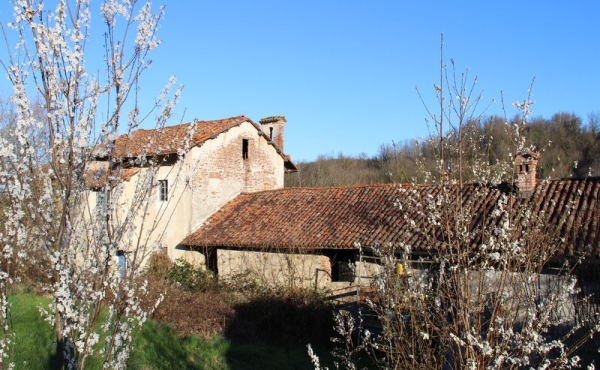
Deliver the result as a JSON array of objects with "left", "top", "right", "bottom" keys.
[{"left": 286, "top": 111, "right": 600, "bottom": 187}]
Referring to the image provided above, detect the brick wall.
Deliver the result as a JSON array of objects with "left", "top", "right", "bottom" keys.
[
  {"left": 515, "top": 150, "right": 539, "bottom": 197},
  {"left": 188, "top": 122, "right": 285, "bottom": 233}
]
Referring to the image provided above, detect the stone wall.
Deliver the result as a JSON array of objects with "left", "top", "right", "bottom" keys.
[{"left": 217, "top": 249, "right": 332, "bottom": 289}]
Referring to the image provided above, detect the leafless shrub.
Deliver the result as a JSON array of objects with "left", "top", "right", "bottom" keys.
[{"left": 313, "top": 37, "right": 600, "bottom": 370}]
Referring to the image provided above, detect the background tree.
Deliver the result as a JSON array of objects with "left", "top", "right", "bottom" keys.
[{"left": 287, "top": 110, "right": 600, "bottom": 189}]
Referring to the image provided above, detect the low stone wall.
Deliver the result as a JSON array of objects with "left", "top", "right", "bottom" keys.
[
  {"left": 173, "top": 248, "right": 207, "bottom": 266},
  {"left": 217, "top": 249, "right": 332, "bottom": 289}
]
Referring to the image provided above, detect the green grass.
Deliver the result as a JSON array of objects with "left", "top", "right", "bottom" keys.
[
  {"left": 6, "top": 292, "right": 335, "bottom": 370},
  {"left": 7, "top": 292, "right": 55, "bottom": 370},
  {"left": 128, "top": 322, "right": 230, "bottom": 369},
  {"left": 129, "top": 320, "right": 333, "bottom": 370}
]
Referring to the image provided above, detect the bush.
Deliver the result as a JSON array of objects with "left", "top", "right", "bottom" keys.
[
  {"left": 145, "top": 251, "right": 335, "bottom": 346},
  {"left": 147, "top": 251, "right": 218, "bottom": 293},
  {"left": 166, "top": 259, "right": 218, "bottom": 293}
]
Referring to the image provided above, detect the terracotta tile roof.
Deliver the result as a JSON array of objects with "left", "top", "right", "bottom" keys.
[
  {"left": 93, "top": 115, "right": 298, "bottom": 171},
  {"left": 97, "top": 116, "right": 251, "bottom": 158},
  {"left": 181, "top": 178, "right": 600, "bottom": 257}
]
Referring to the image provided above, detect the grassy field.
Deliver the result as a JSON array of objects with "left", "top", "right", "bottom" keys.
[
  {"left": 6, "top": 292, "right": 333, "bottom": 370},
  {"left": 8, "top": 292, "right": 56, "bottom": 369}
]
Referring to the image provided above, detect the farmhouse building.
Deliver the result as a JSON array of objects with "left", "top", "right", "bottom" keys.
[
  {"left": 180, "top": 173, "right": 600, "bottom": 288},
  {"left": 91, "top": 117, "right": 600, "bottom": 292},
  {"left": 89, "top": 115, "right": 296, "bottom": 263}
]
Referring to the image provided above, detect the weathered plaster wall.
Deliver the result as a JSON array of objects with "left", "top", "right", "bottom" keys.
[
  {"left": 91, "top": 160, "right": 191, "bottom": 262},
  {"left": 217, "top": 249, "right": 332, "bottom": 289}
]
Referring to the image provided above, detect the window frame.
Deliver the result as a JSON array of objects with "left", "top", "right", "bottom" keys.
[
  {"left": 96, "top": 189, "right": 108, "bottom": 214},
  {"left": 116, "top": 250, "right": 127, "bottom": 277},
  {"left": 158, "top": 179, "right": 168, "bottom": 201}
]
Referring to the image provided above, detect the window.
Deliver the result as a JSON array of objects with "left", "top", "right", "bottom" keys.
[
  {"left": 116, "top": 251, "right": 127, "bottom": 277},
  {"left": 242, "top": 139, "right": 249, "bottom": 160},
  {"left": 269, "top": 127, "right": 274, "bottom": 141},
  {"left": 96, "top": 189, "right": 107, "bottom": 214},
  {"left": 159, "top": 180, "right": 168, "bottom": 201}
]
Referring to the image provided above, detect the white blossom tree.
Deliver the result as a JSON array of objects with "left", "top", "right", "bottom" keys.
[
  {"left": 318, "top": 42, "right": 600, "bottom": 370},
  {"left": 0, "top": 0, "right": 187, "bottom": 368}
]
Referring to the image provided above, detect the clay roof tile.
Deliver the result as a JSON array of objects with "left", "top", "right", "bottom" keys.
[{"left": 182, "top": 179, "right": 600, "bottom": 258}]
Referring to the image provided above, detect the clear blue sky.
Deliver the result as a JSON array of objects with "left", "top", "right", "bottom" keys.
[{"left": 1, "top": 1, "right": 599, "bottom": 162}]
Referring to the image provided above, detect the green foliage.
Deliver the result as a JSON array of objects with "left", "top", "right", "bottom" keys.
[
  {"left": 128, "top": 321, "right": 230, "bottom": 369},
  {"left": 131, "top": 321, "right": 336, "bottom": 369},
  {"left": 286, "top": 111, "right": 600, "bottom": 187},
  {"left": 147, "top": 252, "right": 218, "bottom": 293},
  {"left": 144, "top": 252, "right": 336, "bottom": 351},
  {"left": 7, "top": 290, "right": 116, "bottom": 369},
  {"left": 166, "top": 259, "right": 218, "bottom": 293},
  {"left": 285, "top": 153, "right": 386, "bottom": 187}
]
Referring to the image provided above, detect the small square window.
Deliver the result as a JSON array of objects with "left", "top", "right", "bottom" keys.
[{"left": 158, "top": 180, "right": 168, "bottom": 201}]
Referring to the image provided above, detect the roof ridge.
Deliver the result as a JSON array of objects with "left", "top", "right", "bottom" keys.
[
  {"left": 108, "top": 116, "right": 251, "bottom": 158},
  {"left": 194, "top": 115, "right": 248, "bottom": 124},
  {"left": 240, "top": 183, "right": 403, "bottom": 195},
  {"left": 545, "top": 176, "right": 600, "bottom": 182},
  {"left": 263, "top": 178, "right": 600, "bottom": 195},
  {"left": 137, "top": 115, "right": 248, "bottom": 132}
]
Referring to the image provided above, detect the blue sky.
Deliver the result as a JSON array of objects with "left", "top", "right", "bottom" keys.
[{"left": 1, "top": 1, "right": 599, "bottom": 162}]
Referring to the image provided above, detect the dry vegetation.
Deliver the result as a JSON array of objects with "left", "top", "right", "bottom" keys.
[{"left": 143, "top": 251, "right": 335, "bottom": 347}]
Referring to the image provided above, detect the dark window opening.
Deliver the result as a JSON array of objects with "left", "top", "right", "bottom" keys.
[
  {"left": 206, "top": 248, "right": 218, "bottom": 274},
  {"left": 328, "top": 251, "right": 357, "bottom": 282},
  {"left": 269, "top": 127, "right": 274, "bottom": 141},
  {"left": 159, "top": 180, "right": 168, "bottom": 201},
  {"left": 242, "top": 139, "right": 249, "bottom": 160},
  {"left": 334, "top": 261, "right": 356, "bottom": 282}
]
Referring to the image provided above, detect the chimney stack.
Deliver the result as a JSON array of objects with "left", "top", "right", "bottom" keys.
[
  {"left": 260, "top": 116, "right": 286, "bottom": 153},
  {"left": 515, "top": 147, "right": 540, "bottom": 197}
]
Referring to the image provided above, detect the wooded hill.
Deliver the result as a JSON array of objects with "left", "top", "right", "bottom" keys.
[{"left": 285, "top": 111, "right": 600, "bottom": 187}]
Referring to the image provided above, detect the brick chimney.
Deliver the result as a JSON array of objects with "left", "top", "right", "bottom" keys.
[
  {"left": 515, "top": 147, "right": 540, "bottom": 197},
  {"left": 260, "top": 116, "right": 286, "bottom": 153}
]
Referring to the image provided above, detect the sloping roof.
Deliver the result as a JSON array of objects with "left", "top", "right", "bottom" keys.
[
  {"left": 99, "top": 116, "right": 251, "bottom": 158},
  {"left": 94, "top": 116, "right": 297, "bottom": 171},
  {"left": 181, "top": 178, "right": 600, "bottom": 257}
]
